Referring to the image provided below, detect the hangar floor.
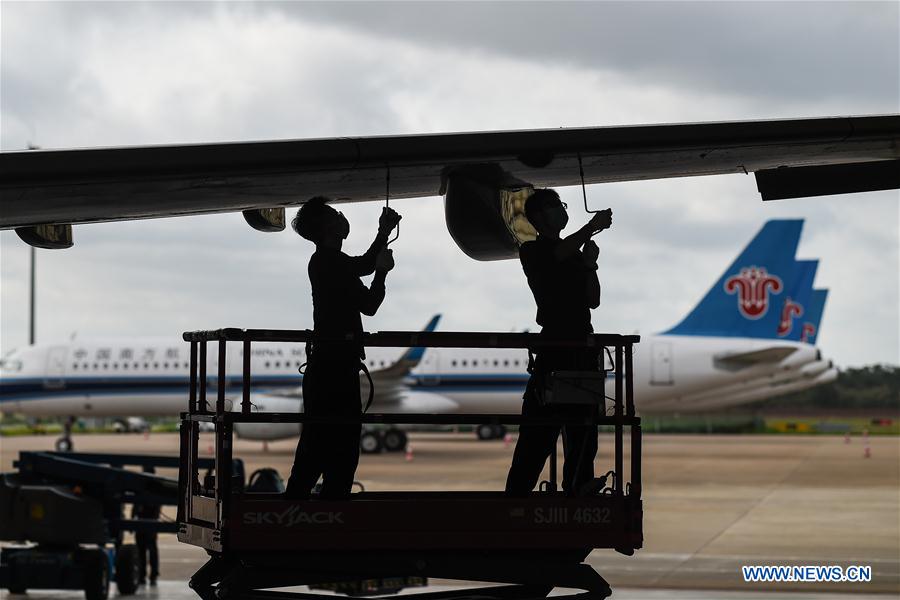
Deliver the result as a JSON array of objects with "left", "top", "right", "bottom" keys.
[{"left": 1, "top": 432, "right": 897, "bottom": 596}]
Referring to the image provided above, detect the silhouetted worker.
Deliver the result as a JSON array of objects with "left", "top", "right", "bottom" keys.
[
  {"left": 132, "top": 501, "right": 160, "bottom": 586},
  {"left": 506, "top": 189, "right": 612, "bottom": 496},
  {"left": 285, "top": 197, "right": 401, "bottom": 500}
]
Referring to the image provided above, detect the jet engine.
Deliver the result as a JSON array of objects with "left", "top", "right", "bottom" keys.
[{"left": 442, "top": 164, "right": 537, "bottom": 260}]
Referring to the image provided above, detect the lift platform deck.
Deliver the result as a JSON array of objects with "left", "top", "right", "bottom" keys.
[{"left": 178, "top": 329, "right": 642, "bottom": 600}]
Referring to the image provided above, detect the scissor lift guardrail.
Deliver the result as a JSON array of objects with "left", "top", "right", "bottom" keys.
[{"left": 177, "top": 329, "right": 642, "bottom": 600}]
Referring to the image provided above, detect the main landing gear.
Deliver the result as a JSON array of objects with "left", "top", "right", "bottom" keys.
[
  {"left": 476, "top": 423, "right": 507, "bottom": 440},
  {"left": 360, "top": 427, "right": 408, "bottom": 454}
]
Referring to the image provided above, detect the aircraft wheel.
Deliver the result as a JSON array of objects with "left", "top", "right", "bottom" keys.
[
  {"left": 382, "top": 429, "right": 407, "bottom": 452},
  {"left": 83, "top": 548, "right": 110, "bottom": 600},
  {"left": 359, "top": 431, "right": 383, "bottom": 454},
  {"left": 55, "top": 436, "right": 73, "bottom": 452},
  {"left": 493, "top": 425, "right": 507, "bottom": 439},
  {"left": 114, "top": 544, "right": 140, "bottom": 595},
  {"left": 476, "top": 424, "right": 496, "bottom": 441}
]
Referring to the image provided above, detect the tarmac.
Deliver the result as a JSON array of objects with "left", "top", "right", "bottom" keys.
[{"left": 1, "top": 431, "right": 898, "bottom": 597}]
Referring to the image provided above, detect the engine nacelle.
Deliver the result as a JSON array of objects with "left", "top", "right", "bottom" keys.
[{"left": 443, "top": 164, "right": 536, "bottom": 260}]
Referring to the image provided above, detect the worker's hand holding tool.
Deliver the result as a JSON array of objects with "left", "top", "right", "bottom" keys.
[
  {"left": 376, "top": 248, "right": 395, "bottom": 273},
  {"left": 582, "top": 240, "right": 600, "bottom": 268},
  {"left": 588, "top": 208, "right": 613, "bottom": 234},
  {"left": 378, "top": 207, "right": 402, "bottom": 237}
]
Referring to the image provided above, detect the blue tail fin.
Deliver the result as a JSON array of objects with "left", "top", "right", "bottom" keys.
[
  {"left": 400, "top": 314, "right": 442, "bottom": 362},
  {"left": 663, "top": 220, "right": 805, "bottom": 339},
  {"left": 775, "top": 260, "right": 818, "bottom": 340},
  {"left": 799, "top": 289, "right": 828, "bottom": 344}
]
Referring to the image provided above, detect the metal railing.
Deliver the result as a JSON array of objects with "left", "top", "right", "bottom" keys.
[{"left": 178, "top": 329, "right": 641, "bottom": 533}]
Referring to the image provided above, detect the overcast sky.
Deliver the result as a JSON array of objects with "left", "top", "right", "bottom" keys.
[{"left": 1, "top": 1, "right": 898, "bottom": 368}]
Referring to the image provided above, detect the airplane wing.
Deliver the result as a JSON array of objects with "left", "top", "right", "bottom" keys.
[{"left": 3, "top": 115, "right": 898, "bottom": 255}]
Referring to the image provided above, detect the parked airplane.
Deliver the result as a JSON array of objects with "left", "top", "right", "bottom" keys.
[{"left": 0, "top": 220, "right": 834, "bottom": 452}]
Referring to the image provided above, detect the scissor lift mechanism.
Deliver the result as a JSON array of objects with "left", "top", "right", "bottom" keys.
[{"left": 178, "top": 329, "right": 642, "bottom": 600}]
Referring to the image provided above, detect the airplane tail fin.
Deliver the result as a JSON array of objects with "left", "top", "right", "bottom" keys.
[
  {"left": 400, "top": 314, "right": 441, "bottom": 363},
  {"left": 663, "top": 220, "right": 810, "bottom": 339},
  {"left": 799, "top": 289, "right": 828, "bottom": 344},
  {"left": 374, "top": 314, "right": 441, "bottom": 377}
]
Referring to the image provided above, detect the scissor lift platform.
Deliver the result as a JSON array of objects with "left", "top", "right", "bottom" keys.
[{"left": 178, "top": 329, "right": 642, "bottom": 600}]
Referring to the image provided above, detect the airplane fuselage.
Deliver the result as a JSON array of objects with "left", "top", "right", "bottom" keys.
[{"left": 0, "top": 334, "right": 832, "bottom": 418}]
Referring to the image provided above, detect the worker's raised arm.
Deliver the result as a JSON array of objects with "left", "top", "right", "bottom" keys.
[
  {"left": 582, "top": 240, "right": 602, "bottom": 309},
  {"left": 554, "top": 209, "right": 612, "bottom": 262},
  {"left": 350, "top": 208, "right": 401, "bottom": 276},
  {"left": 356, "top": 248, "right": 395, "bottom": 316}
]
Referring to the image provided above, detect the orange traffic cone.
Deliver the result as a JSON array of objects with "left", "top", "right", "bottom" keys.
[
  {"left": 504, "top": 433, "right": 513, "bottom": 448},
  {"left": 405, "top": 443, "right": 414, "bottom": 462}
]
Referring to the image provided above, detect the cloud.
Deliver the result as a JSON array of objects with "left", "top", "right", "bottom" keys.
[{"left": 279, "top": 1, "right": 899, "bottom": 108}]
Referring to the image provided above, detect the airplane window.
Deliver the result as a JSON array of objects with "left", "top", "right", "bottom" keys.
[
  {"left": 154, "top": 362, "right": 159, "bottom": 369},
  {"left": 472, "top": 360, "right": 478, "bottom": 367},
  {"left": 72, "top": 363, "right": 78, "bottom": 370},
  {"left": 265, "top": 362, "right": 271, "bottom": 368},
  {"left": 133, "top": 363, "right": 139, "bottom": 369},
  {"left": 93, "top": 363, "right": 98, "bottom": 369},
  {"left": 113, "top": 363, "right": 118, "bottom": 370},
  {"left": 143, "top": 363, "right": 149, "bottom": 369},
  {"left": 380, "top": 361, "right": 386, "bottom": 367},
  {"left": 514, "top": 360, "right": 520, "bottom": 366},
  {"left": 493, "top": 360, "right": 499, "bottom": 367},
  {"left": 462, "top": 360, "right": 467, "bottom": 366},
  {"left": 275, "top": 362, "right": 281, "bottom": 368},
  {"left": 503, "top": 360, "right": 509, "bottom": 367},
  {"left": 103, "top": 363, "right": 108, "bottom": 370},
  {"left": 164, "top": 362, "right": 169, "bottom": 369},
  {"left": 184, "top": 362, "right": 189, "bottom": 369},
  {"left": 451, "top": 360, "right": 457, "bottom": 367}
]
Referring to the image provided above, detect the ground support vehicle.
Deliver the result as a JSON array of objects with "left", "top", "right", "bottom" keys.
[{"left": 0, "top": 451, "right": 226, "bottom": 598}]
